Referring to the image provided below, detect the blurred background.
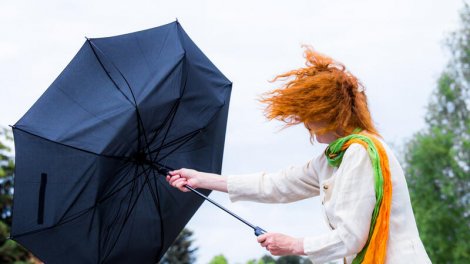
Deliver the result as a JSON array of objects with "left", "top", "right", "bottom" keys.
[{"left": 1, "top": 0, "right": 468, "bottom": 263}]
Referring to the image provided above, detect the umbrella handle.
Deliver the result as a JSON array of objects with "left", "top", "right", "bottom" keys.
[{"left": 254, "top": 226, "right": 267, "bottom": 236}]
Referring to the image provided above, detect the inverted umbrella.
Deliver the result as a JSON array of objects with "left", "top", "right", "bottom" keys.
[{"left": 9, "top": 21, "right": 253, "bottom": 264}]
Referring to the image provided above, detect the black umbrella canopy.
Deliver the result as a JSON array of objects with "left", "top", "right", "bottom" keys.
[{"left": 11, "top": 21, "right": 232, "bottom": 264}]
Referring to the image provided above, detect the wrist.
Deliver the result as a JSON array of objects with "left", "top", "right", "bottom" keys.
[
  {"left": 292, "top": 237, "right": 305, "bottom": 255},
  {"left": 196, "top": 171, "right": 209, "bottom": 189},
  {"left": 200, "top": 172, "right": 227, "bottom": 192}
]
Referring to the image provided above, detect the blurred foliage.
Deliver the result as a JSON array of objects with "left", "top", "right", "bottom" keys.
[
  {"left": 0, "top": 128, "right": 14, "bottom": 226},
  {"left": 205, "top": 253, "right": 316, "bottom": 264},
  {"left": 259, "top": 254, "right": 276, "bottom": 264},
  {"left": 275, "top": 255, "right": 311, "bottom": 264},
  {"left": 159, "top": 228, "right": 198, "bottom": 264},
  {"left": 404, "top": 3, "right": 470, "bottom": 263},
  {"left": 0, "top": 128, "right": 34, "bottom": 263},
  {"left": 243, "top": 254, "right": 311, "bottom": 264},
  {"left": 208, "top": 254, "right": 228, "bottom": 264}
]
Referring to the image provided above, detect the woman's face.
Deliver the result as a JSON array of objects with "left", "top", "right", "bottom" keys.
[{"left": 305, "top": 121, "right": 339, "bottom": 144}]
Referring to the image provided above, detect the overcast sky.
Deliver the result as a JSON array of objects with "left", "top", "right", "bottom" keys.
[{"left": 0, "top": 0, "right": 464, "bottom": 263}]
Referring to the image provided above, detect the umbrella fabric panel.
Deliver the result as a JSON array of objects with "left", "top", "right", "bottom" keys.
[
  {"left": 14, "top": 42, "right": 138, "bottom": 156},
  {"left": 176, "top": 22, "right": 231, "bottom": 86},
  {"left": 155, "top": 89, "right": 231, "bottom": 174},
  {"left": 11, "top": 128, "right": 124, "bottom": 234},
  {"left": 15, "top": 209, "right": 100, "bottom": 264},
  {"left": 90, "top": 22, "right": 186, "bottom": 105},
  {"left": 15, "top": 195, "right": 163, "bottom": 264}
]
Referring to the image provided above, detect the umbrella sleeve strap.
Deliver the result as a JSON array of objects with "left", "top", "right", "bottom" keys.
[{"left": 37, "top": 173, "right": 47, "bottom": 224}]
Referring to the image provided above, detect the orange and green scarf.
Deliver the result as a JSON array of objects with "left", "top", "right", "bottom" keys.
[{"left": 325, "top": 132, "right": 392, "bottom": 264}]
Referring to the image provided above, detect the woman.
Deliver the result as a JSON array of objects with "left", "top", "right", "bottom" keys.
[{"left": 166, "top": 47, "right": 431, "bottom": 264}]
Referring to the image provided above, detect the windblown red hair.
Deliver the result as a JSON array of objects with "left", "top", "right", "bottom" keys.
[{"left": 261, "top": 46, "right": 379, "bottom": 137}]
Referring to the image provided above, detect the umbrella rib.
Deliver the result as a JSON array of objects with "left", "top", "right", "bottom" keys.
[
  {"left": 152, "top": 99, "right": 181, "bottom": 161},
  {"left": 11, "top": 200, "right": 98, "bottom": 238},
  {"left": 97, "top": 160, "right": 135, "bottom": 201},
  {"left": 87, "top": 41, "right": 166, "bottom": 191},
  {"left": 53, "top": 84, "right": 126, "bottom": 136},
  {"left": 147, "top": 99, "right": 179, "bottom": 148},
  {"left": 12, "top": 126, "right": 130, "bottom": 161},
  {"left": 150, "top": 169, "right": 166, "bottom": 261},
  {"left": 88, "top": 39, "right": 193, "bottom": 165},
  {"left": 149, "top": 128, "right": 202, "bottom": 155},
  {"left": 98, "top": 164, "right": 152, "bottom": 204},
  {"left": 149, "top": 84, "right": 228, "bottom": 161},
  {"left": 55, "top": 160, "right": 132, "bottom": 226},
  {"left": 86, "top": 39, "right": 135, "bottom": 106},
  {"left": 152, "top": 60, "right": 189, "bottom": 161},
  {"left": 87, "top": 39, "right": 154, "bottom": 160},
  {"left": 100, "top": 163, "right": 156, "bottom": 263},
  {"left": 101, "top": 164, "right": 140, "bottom": 261},
  {"left": 151, "top": 168, "right": 179, "bottom": 204},
  {"left": 154, "top": 129, "right": 203, "bottom": 163}
]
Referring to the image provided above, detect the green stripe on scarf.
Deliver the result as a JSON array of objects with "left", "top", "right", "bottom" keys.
[{"left": 325, "top": 134, "right": 384, "bottom": 264}]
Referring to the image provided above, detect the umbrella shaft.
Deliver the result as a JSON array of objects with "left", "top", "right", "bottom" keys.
[
  {"left": 184, "top": 184, "right": 257, "bottom": 230},
  {"left": 152, "top": 164, "right": 265, "bottom": 235}
]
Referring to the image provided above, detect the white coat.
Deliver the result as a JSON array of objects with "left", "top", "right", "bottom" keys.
[{"left": 226, "top": 141, "right": 431, "bottom": 264}]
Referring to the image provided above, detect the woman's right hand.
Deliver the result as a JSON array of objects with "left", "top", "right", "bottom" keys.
[{"left": 166, "top": 168, "right": 201, "bottom": 192}]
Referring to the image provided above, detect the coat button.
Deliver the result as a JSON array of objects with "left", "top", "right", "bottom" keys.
[{"left": 323, "top": 184, "right": 329, "bottom": 190}]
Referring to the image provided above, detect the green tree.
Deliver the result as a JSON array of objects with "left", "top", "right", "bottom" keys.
[
  {"left": 245, "top": 259, "right": 257, "bottom": 264},
  {"left": 260, "top": 254, "right": 276, "bottom": 264},
  {"left": 0, "top": 128, "right": 32, "bottom": 263},
  {"left": 404, "top": 3, "right": 470, "bottom": 263},
  {"left": 275, "top": 255, "right": 311, "bottom": 264},
  {"left": 246, "top": 255, "right": 270, "bottom": 264},
  {"left": 209, "top": 254, "right": 228, "bottom": 264},
  {"left": 0, "top": 128, "right": 14, "bottom": 226},
  {"left": 160, "top": 228, "right": 198, "bottom": 264}
]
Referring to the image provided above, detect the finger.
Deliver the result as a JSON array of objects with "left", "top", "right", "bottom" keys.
[
  {"left": 257, "top": 234, "right": 267, "bottom": 243},
  {"left": 261, "top": 241, "right": 269, "bottom": 247},
  {"left": 168, "top": 175, "right": 181, "bottom": 185},
  {"left": 172, "top": 178, "right": 186, "bottom": 187},
  {"left": 272, "top": 249, "right": 283, "bottom": 256},
  {"left": 176, "top": 182, "right": 188, "bottom": 191},
  {"left": 179, "top": 185, "right": 190, "bottom": 192},
  {"left": 166, "top": 175, "right": 171, "bottom": 182},
  {"left": 174, "top": 179, "right": 188, "bottom": 189},
  {"left": 169, "top": 169, "right": 182, "bottom": 176}
]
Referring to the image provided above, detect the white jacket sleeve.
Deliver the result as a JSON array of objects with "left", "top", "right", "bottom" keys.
[
  {"left": 304, "top": 144, "right": 376, "bottom": 263},
  {"left": 226, "top": 157, "right": 321, "bottom": 203}
]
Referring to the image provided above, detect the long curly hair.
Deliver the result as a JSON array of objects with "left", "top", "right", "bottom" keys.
[{"left": 260, "top": 46, "right": 379, "bottom": 137}]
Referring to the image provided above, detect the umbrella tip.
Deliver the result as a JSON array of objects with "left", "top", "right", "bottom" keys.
[{"left": 175, "top": 17, "right": 179, "bottom": 23}]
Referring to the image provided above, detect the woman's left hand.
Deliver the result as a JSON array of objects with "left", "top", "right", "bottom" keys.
[{"left": 257, "top": 232, "right": 305, "bottom": 256}]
